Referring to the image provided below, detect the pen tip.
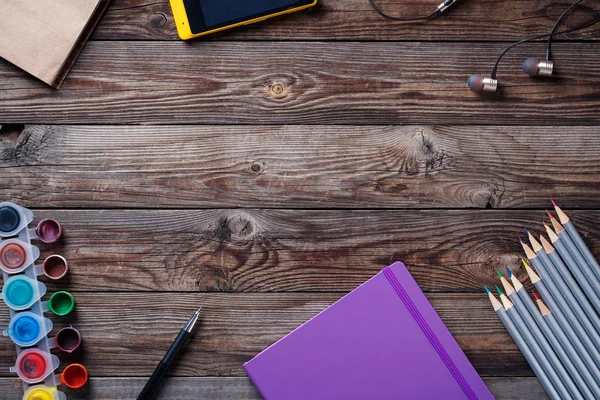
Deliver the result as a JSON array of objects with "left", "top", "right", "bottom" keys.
[
  {"left": 545, "top": 210, "right": 553, "bottom": 219},
  {"left": 495, "top": 268, "right": 503, "bottom": 279},
  {"left": 495, "top": 285, "right": 503, "bottom": 296},
  {"left": 532, "top": 290, "right": 539, "bottom": 301},
  {"left": 505, "top": 266, "right": 512, "bottom": 277},
  {"left": 484, "top": 285, "right": 491, "bottom": 294},
  {"left": 551, "top": 199, "right": 557, "bottom": 207},
  {"left": 524, "top": 228, "right": 530, "bottom": 236}
]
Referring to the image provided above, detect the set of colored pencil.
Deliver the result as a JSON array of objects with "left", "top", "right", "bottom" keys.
[{"left": 486, "top": 201, "right": 600, "bottom": 400}]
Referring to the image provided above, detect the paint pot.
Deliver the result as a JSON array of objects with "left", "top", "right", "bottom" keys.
[
  {"left": 0, "top": 239, "right": 38, "bottom": 274},
  {"left": 4, "top": 311, "right": 52, "bottom": 347},
  {"left": 0, "top": 202, "right": 34, "bottom": 238},
  {"left": 1, "top": 275, "right": 47, "bottom": 310},
  {"left": 0, "top": 205, "right": 20, "bottom": 234},
  {"left": 54, "top": 326, "right": 82, "bottom": 353},
  {"left": 11, "top": 349, "right": 60, "bottom": 384},
  {"left": 60, "top": 363, "right": 88, "bottom": 389},
  {"left": 36, "top": 219, "right": 62, "bottom": 244},
  {"left": 22, "top": 385, "right": 66, "bottom": 400},
  {"left": 48, "top": 291, "right": 75, "bottom": 316},
  {"left": 42, "top": 255, "right": 69, "bottom": 280}
]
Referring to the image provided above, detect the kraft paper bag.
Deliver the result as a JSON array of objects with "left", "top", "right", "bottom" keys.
[{"left": 0, "top": 0, "right": 109, "bottom": 88}]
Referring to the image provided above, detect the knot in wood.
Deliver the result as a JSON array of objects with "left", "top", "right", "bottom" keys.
[
  {"left": 151, "top": 13, "right": 168, "bottom": 28},
  {"left": 251, "top": 162, "right": 263, "bottom": 173},
  {"left": 215, "top": 212, "right": 258, "bottom": 244},
  {"left": 269, "top": 82, "right": 287, "bottom": 98}
]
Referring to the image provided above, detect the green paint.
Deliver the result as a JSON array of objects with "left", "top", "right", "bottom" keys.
[
  {"left": 48, "top": 291, "right": 75, "bottom": 316},
  {"left": 495, "top": 285, "right": 503, "bottom": 296},
  {"left": 495, "top": 269, "right": 503, "bottom": 279}
]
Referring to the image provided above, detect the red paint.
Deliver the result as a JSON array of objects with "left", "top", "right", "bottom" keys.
[
  {"left": 1, "top": 242, "right": 26, "bottom": 270},
  {"left": 61, "top": 363, "right": 88, "bottom": 389},
  {"left": 20, "top": 351, "right": 47, "bottom": 380},
  {"left": 36, "top": 219, "right": 62, "bottom": 243}
]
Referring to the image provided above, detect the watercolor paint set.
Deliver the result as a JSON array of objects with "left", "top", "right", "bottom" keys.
[{"left": 0, "top": 202, "right": 87, "bottom": 400}]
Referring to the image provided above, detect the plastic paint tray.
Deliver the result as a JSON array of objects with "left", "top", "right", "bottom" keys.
[{"left": 0, "top": 202, "right": 71, "bottom": 399}]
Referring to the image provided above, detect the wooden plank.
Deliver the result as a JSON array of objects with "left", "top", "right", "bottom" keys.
[
  {"left": 19, "top": 209, "right": 600, "bottom": 293},
  {"left": 94, "top": 0, "right": 599, "bottom": 41},
  {"left": 16, "top": 209, "right": 600, "bottom": 293},
  {"left": 2, "top": 125, "right": 600, "bottom": 209},
  {"left": 0, "top": 293, "right": 534, "bottom": 377},
  {"left": 0, "top": 377, "right": 549, "bottom": 399},
  {"left": 2, "top": 42, "right": 600, "bottom": 124}
]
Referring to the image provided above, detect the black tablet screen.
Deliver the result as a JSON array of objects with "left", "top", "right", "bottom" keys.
[{"left": 184, "top": 0, "right": 312, "bottom": 34}]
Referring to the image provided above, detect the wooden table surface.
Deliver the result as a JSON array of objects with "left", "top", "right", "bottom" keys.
[{"left": 1, "top": 0, "right": 600, "bottom": 398}]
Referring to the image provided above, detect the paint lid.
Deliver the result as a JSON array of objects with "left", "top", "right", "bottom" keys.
[
  {"left": 0, "top": 239, "right": 39, "bottom": 274},
  {"left": 60, "top": 363, "right": 88, "bottom": 389},
  {"left": 11, "top": 349, "right": 60, "bottom": 384},
  {"left": 22, "top": 385, "right": 66, "bottom": 400},
  {"left": 41, "top": 255, "right": 69, "bottom": 280},
  {"left": 36, "top": 219, "right": 62, "bottom": 244},
  {"left": 48, "top": 291, "right": 75, "bottom": 316},
  {"left": 0, "top": 202, "right": 34, "bottom": 238},
  {"left": 54, "top": 326, "right": 82, "bottom": 353},
  {"left": 1, "top": 275, "right": 46, "bottom": 310},
  {"left": 5, "top": 311, "right": 52, "bottom": 347}
]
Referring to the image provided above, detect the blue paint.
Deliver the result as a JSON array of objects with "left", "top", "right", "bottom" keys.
[
  {"left": 484, "top": 285, "right": 491, "bottom": 294},
  {"left": 0, "top": 206, "right": 19, "bottom": 233},
  {"left": 505, "top": 266, "right": 513, "bottom": 278},
  {"left": 4, "top": 277, "right": 34, "bottom": 309},
  {"left": 12, "top": 315, "right": 40, "bottom": 346}
]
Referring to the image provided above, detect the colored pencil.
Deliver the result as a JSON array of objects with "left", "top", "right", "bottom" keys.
[
  {"left": 526, "top": 231, "right": 600, "bottom": 352},
  {"left": 486, "top": 287, "right": 561, "bottom": 400},
  {"left": 496, "top": 286, "right": 570, "bottom": 400},
  {"left": 553, "top": 200, "right": 600, "bottom": 282},
  {"left": 531, "top": 289, "right": 600, "bottom": 396},
  {"left": 497, "top": 270, "right": 583, "bottom": 399},
  {"left": 521, "top": 256, "right": 600, "bottom": 371},
  {"left": 542, "top": 226, "right": 600, "bottom": 320},
  {"left": 545, "top": 217, "right": 600, "bottom": 313}
]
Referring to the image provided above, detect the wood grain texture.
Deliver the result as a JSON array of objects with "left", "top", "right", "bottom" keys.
[
  {"left": 0, "top": 377, "right": 549, "bottom": 399},
  {"left": 0, "top": 293, "right": 534, "bottom": 377},
  {"left": 2, "top": 42, "right": 600, "bottom": 124},
  {"left": 17, "top": 209, "right": 600, "bottom": 293},
  {"left": 94, "top": 0, "right": 600, "bottom": 41},
  {"left": 2, "top": 125, "right": 600, "bottom": 209}
]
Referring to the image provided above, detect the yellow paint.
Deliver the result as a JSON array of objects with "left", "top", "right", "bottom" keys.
[
  {"left": 23, "top": 386, "right": 56, "bottom": 400},
  {"left": 169, "top": 0, "right": 318, "bottom": 40}
]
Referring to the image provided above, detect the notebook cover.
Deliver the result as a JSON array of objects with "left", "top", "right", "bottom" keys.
[
  {"left": 0, "top": 0, "right": 110, "bottom": 88},
  {"left": 243, "top": 262, "right": 494, "bottom": 400}
]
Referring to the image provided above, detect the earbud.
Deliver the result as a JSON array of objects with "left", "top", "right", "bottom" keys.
[
  {"left": 467, "top": 74, "right": 498, "bottom": 92},
  {"left": 522, "top": 57, "right": 554, "bottom": 76}
]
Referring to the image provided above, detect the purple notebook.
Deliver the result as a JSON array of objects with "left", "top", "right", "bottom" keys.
[{"left": 244, "top": 262, "right": 494, "bottom": 400}]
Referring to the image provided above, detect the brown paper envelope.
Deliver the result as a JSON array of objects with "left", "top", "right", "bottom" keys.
[{"left": 0, "top": 0, "right": 105, "bottom": 87}]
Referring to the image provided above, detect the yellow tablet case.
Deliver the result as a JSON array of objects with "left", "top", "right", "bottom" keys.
[{"left": 169, "top": 0, "right": 317, "bottom": 40}]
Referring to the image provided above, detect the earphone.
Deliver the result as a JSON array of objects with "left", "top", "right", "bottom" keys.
[
  {"left": 468, "top": 0, "right": 598, "bottom": 92},
  {"left": 368, "top": 0, "right": 599, "bottom": 93}
]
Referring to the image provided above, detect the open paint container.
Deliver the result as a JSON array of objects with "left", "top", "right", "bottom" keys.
[
  {"left": 10, "top": 348, "right": 60, "bottom": 384},
  {"left": 1, "top": 275, "right": 46, "bottom": 311},
  {"left": 4, "top": 311, "right": 53, "bottom": 347},
  {"left": 60, "top": 363, "right": 88, "bottom": 389},
  {"left": 54, "top": 326, "right": 82, "bottom": 353},
  {"left": 22, "top": 385, "right": 66, "bottom": 400},
  {"left": 0, "top": 239, "right": 39, "bottom": 274},
  {"left": 0, "top": 202, "right": 34, "bottom": 238},
  {"left": 47, "top": 291, "right": 75, "bottom": 316}
]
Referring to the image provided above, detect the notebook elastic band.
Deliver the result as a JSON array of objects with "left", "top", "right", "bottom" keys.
[{"left": 383, "top": 267, "right": 478, "bottom": 400}]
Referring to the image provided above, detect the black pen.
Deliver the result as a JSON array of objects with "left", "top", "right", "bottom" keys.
[{"left": 137, "top": 307, "right": 202, "bottom": 400}]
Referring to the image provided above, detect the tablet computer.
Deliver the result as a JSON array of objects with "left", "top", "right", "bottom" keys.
[{"left": 170, "top": 0, "right": 318, "bottom": 40}]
